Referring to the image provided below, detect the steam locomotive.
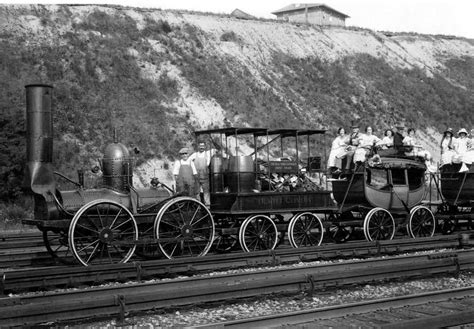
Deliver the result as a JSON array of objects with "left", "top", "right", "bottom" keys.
[{"left": 23, "top": 84, "right": 215, "bottom": 266}]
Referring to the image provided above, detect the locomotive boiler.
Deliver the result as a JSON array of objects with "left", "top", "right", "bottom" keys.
[{"left": 23, "top": 84, "right": 215, "bottom": 266}]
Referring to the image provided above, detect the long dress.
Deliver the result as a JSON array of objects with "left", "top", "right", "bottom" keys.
[
  {"left": 440, "top": 137, "right": 457, "bottom": 165},
  {"left": 327, "top": 135, "right": 348, "bottom": 168}
]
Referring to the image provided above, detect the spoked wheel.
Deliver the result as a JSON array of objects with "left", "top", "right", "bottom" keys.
[
  {"left": 239, "top": 214, "right": 278, "bottom": 252},
  {"left": 407, "top": 206, "right": 436, "bottom": 238},
  {"left": 68, "top": 199, "right": 138, "bottom": 266},
  {"left": 288, "top": 212, "right": 324, "bottom": 248},
  {"left": 363, "top": 207, "right": 395, "bottom": 241},
  {"left": 327, "top": 224, "right": 353, "bottom": 243},
  {"left": 213, "top": 217, "right": 239, "bottom": 253},
  {"left": 154, "top": 197, "right": 215, "bottom": 259},
  {"left": 440, "top": 216, "right": 458, "bottom": 235},
  {"left": 42, "top": 229, "right": 76, "bottom": 265}
]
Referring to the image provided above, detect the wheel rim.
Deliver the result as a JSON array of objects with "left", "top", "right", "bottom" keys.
[
  {"left": 154, "top": 197, "right": 215, "bottom": 259},
  {"left": 328, "top": 224, "right": 353, "bottom": 243},
  {"left": 288, "top": 212, "right": 324, "bottom": 248},
  {"left": 43, "top": 229, "right": 76, "bottom": 265},
  {"left": 239, "top": 215, "right": 278, "bottom": 252},
  {"left": 68, "top": 199, "right": 138, "bottom": 266},
  {"left": 363, "top": 208, "right": 395, "bottom": 241},
  {"left": 408, "top": 206, "right": 436, "bottom": 238},
  {"left": 213, "top": 217, "right": 238, "bottom": 253}
]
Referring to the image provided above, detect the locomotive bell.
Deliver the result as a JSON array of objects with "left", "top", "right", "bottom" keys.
[{"left": 101, "top": 141, "right": 133, "bottom": 192}]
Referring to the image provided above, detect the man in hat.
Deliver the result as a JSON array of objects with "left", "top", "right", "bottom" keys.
[
  {"left": 189, "top": 140, "right": 215, "bottom": 206},
  {"left": 172, "top": 147, "right": 199, "bottom": 197},
  {"left": 393, "top": 123, "right": 406, "bottom": 152},
  {"left": 344, "top": 123, "right": 360, "bottom": 172}
]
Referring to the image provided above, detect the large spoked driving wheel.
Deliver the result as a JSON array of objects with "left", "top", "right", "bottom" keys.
[
  {"left": 288, "top": 212, "right": 324, "bottom": 248},
  {"left": 68, "top": 199, "right": 138, "bottom": 266},
  {"left": 43, "top": 229, "right": 75, "bottom": 265},
  {"left": 239, "top": 215, "right": 278, "bottom": 252},
  {"left": 154, "top": 197, "right": 215, "bottom": 259},
  {"left": 407, "top": 206, "right": 436, "bottom": 238},
  {"left": 363, "top": 208, "right": 395, "bottom": 241}
]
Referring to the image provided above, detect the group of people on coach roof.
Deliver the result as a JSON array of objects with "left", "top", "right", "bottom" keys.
[{"left": 327, "top": 122, "right": 434, "bottom": 174}]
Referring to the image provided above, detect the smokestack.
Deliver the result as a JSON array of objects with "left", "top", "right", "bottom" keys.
[{"left": 23, "top": 84, "right": 56, "bottom": 195}]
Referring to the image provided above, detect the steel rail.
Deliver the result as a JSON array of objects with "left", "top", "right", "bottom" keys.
[
  {"left": 198, "top": 286, "right": 474, "bottom": 328},
  {"left": 1, "top": 234, "right": 471, "bottom": 293},
  {"left": 1, "top": 249, "right": 474, "bottom": 327}
]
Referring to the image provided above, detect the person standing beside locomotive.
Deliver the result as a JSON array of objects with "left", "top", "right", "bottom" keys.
[
  {"left": 173, "top": 147, "right": 199, "bottom": 198},
  {"left": 189, "top": 141, "right": 215, "bottom": 206}
]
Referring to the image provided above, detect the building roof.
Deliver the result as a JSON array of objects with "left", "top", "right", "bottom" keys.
[
  {"left": 271, "top": 3, "right": 349, "bottom": 18},
  {"left": 230, "top": 8, "right": 256, "bottom": 20}
]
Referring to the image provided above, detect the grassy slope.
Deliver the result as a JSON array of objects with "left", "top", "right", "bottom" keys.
[{"left": 0, "top": 5, "right": 473, "bottom": 203}]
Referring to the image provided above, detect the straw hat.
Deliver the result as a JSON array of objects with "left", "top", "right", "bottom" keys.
[
  {"left": 443, "top": 128, "right": 454, "bottom": 136},
  {"left": 458, "top": 128, "right": 468, "bottom": 136}
]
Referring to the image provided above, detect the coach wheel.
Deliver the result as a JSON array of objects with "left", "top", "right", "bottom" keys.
[
  {"left": 328, "top": 224, "right": 353, "bottom": 243},
  {"left": 440, "top": 216, "right": 457, "bottom": 235},
  {"left": 154, "top": 197, "right": 215, "bottom": 259},
  {"left": 213, "top": 217, "right": 239, "bottom": 253},
  {"left": 68, "top": 200, "right": 138, "bottom": 266},
  {"left": 363, "top": 208, "right": 395, "bottom": 241},
  {"left": 288, "top": 212, "right": 324, "bottom": 248},
  {"left": 407, "top": 206, "right": 436, "bottom": 238},
  {"left": 43, "top": 229, "right": 76, "bottom": 265},
  {"left": 239, "top": 214, "right": 278, "bottom": 252}
]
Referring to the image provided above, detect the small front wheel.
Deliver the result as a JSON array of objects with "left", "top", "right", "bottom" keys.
[
  {"left": 288, "top": 212, "right": 324, "bottom": 248},
  {"left": 239, "top": 215, "right": 278, "bottom": 252}
]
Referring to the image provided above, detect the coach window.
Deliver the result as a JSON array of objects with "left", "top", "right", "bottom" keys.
[
  {"left": 407, "top": 168, "right": 424, "bottom": 190},
  {"left": 367, "top": 168, "right": 389, "bottom": 190},
  {"left": 391, "top": 168, "right": 406, "bottom": 185}
]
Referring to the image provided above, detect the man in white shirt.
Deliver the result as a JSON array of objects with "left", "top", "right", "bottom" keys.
[{"left": 189, "top": 141, "right": 215, "bottom": 206}]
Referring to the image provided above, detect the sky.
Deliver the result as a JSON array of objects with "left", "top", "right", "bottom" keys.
[{"left": 3, "top": 0, "right": 474, "bottom": 38}]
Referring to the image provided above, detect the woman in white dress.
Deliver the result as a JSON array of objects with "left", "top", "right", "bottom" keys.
[
  {"left": 459, "top": 128, "right": 474, "bottom": 170},
  {"left": 354, "top": 126, "right": 380, "bottom": 164},
  {"left": 440, "top": 128, "right": 456, "bottom": 166},
  {"left": 327, "top": 127, "right": 349, "bottom": 173},
  {"left": 376, "top": 129, "right": 394, "bottom": 149}
]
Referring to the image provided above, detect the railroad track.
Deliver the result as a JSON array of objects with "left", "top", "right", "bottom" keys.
[
  {"left": 1, "top": 234, "right": 472, "bottom": 294},
  {"left": 1, "top": 249, "right": 474, "bottom": 327},
  {"left": 201, "top": 286, "right": 474, "bottom": 328},
  {"left": 1, "top": 230, "right": 472, "bottom": 269}
]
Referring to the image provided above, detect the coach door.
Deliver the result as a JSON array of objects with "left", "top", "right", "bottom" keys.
[{"left": 389, "top": 168, "right": 408, "bottom": 210}]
